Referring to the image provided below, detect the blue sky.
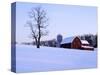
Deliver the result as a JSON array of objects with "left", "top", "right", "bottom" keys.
[{"left": 15, "top": 2, "right": 97, "bottom": 43}]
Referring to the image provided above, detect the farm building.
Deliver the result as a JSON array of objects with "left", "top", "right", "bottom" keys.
[{"left": 60, "top": 36, "right": 94, "bottom": 50}]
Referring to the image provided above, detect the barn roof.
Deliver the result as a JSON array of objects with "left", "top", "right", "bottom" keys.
[
  {"left": 61, "top": 36, "right": 74, "bottom": 44},
  {"left": 61, "top": 36, "right": 89, "bottom": 45},
  {"left": 81, "top": 40, "right": 89, "bottom": 44}
]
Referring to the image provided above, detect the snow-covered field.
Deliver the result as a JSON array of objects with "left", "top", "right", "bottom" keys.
[{"left": 16, "top": 45, "right": 97, "bottom": 73}]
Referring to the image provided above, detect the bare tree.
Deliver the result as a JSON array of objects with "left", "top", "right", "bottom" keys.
[{"left": 27, "top": 6, "right": 48, "bottom": 48}]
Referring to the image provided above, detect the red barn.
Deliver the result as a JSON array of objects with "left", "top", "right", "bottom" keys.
[{"left": 60, "top": 36, "right": 94, "bottom": 50}]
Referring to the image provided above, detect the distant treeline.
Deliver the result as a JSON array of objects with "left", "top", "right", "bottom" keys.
[{"left": 21, "top": 39, "right": 57, "bottom": 47}]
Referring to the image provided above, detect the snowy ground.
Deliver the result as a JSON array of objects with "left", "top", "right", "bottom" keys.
[{"left": 16, "top": 45, "right": 97, "bottom": 73}]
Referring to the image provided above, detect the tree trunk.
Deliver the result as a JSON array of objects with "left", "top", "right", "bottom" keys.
[
  {"left": 37, "top": 44, "right": 40, "bottom": 48},
  {"left": 37, "top": 40, "right": 40, "bottom": 48},
  {"left": 34, "top": 38, "right": 40, "bottom": 48}
]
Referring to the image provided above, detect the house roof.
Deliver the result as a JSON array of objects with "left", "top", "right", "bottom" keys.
[{"left": 61, "top": 36, "right": 89, "bottom": 45}]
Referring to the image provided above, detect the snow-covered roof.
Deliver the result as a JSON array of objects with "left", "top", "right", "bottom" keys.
[
  {"left": 61, "top": 36, "right": 74, "bottom": 44},
  {"left": 81, "top": 40, "right": 89, "bottom": 44},
  {"left": 61, "top": 36, "right": 89, "bottom": 45},
  {"left": 81, "top": 45, "right": 94, "bottom": 49}
]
